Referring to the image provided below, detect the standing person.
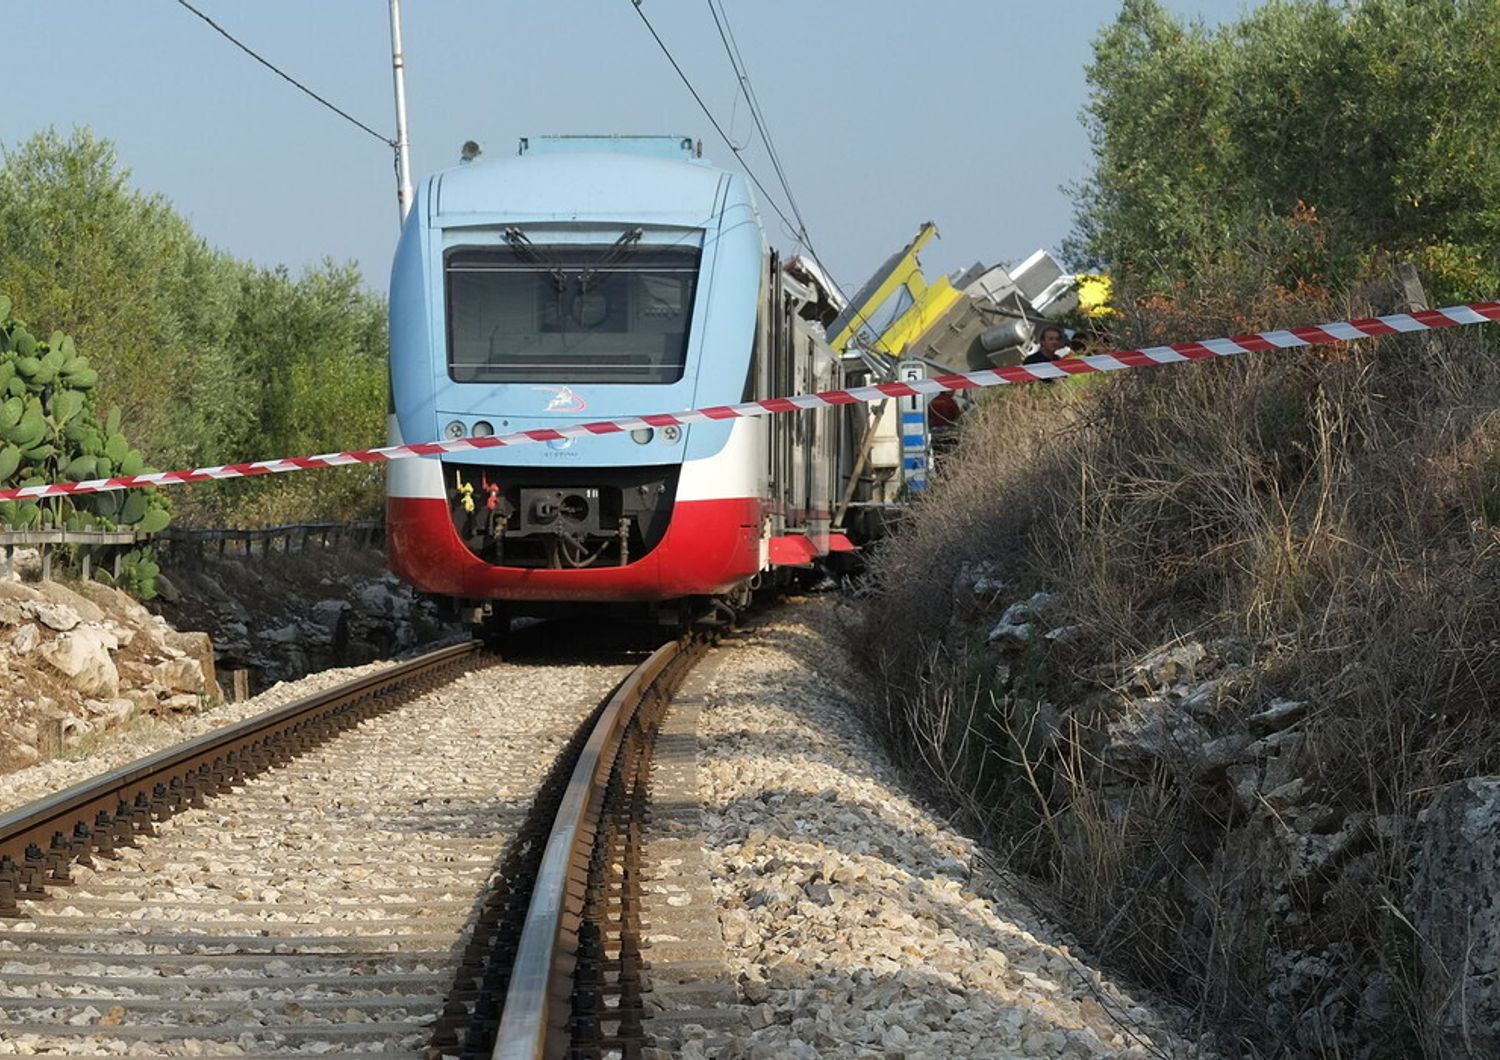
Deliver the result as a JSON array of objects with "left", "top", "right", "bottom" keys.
[
  {"left": 928, "top": 389, "right": 963, "bottom": 456},
  {"left": 1022, "top": 324, "right": 1070, "bottom": 365}
]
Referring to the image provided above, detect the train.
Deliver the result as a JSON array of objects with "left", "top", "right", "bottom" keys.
[{"left": 384, "top": 135, "right": 893, "bottom": 627}]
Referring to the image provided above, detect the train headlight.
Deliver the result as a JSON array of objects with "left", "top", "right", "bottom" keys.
[
  {"left": 472, "top": 420, "right": 495, "bottom": 437},
  {"left": 444, "top": 420, "right": 466, "bottom": 440},
  {"left": 630, "top": 428, "right": 654, "bottom": 445}
]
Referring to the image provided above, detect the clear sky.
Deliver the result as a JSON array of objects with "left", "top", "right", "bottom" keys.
[{"left": 5, "top": 1, "right": 1249, "bottom": 296}]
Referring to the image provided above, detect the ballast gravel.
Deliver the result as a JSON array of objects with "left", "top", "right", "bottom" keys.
[
  {"left": 0, "top": 653, "right": 629, "bottom": 1055},
  {"left": 682, "top": 599, "right": 1201, "bottom": 1059},
  {"left": 0, "top": 657, "right": 415, "bottom": 815}
]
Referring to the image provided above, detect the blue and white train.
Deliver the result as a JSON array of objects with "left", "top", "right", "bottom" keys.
[{"left": 386, "top": 135, "right": 874, "bottom": 617}]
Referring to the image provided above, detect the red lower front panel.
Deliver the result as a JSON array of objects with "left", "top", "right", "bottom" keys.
[{"left": 387, "top": 496, "right": 763, "bottom": 602}]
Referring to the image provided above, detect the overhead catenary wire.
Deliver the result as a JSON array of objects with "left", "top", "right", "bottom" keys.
[
  {"left": 626, "top": 0, "right": 808, "bottom": 254},
  {"left": 704, "top": 0, "right": 813, "bottom": 248},
  {"left": 695, "top": 1, "right": 892, "bottom": 350},
  {"left": 171, "top": 0, "right": 396, "bottom": 147},
  {"left": 629, "top": 0, "right": 888, "bottom": 349}
]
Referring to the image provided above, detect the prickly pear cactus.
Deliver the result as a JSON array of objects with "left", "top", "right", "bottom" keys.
[
  {"left": 0, "top": 297, "right": 171, "bottom": 585},
  {"left": 110, "top": 547, "right": 162, "bottom": 600}
]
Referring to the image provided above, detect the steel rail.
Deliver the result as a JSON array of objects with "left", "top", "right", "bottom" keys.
[
  {"left": 0, "top": 639, "right": 481, "bottom": 913},
  {"left": 492, "top": 637, "right": 696, "bottom": 1060}
]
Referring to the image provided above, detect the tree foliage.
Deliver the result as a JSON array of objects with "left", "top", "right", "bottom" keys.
[
  {"left": 0, "top": 128, "right": 388, "bottom": 524},
  {"left": 1073, "top": 0, "right": 1500, "bottom": 302}
]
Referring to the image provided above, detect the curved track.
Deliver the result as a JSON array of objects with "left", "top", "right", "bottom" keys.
[{"left": 0, "top": 635, "right": 653, "bottom": 1056}]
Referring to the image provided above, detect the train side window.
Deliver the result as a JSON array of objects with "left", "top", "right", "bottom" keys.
[{"left": 744, "top": 295, "right": 767, "bottom": 402}]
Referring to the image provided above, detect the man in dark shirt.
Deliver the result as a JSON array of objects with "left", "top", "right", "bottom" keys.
[{"left": 1022, "top": 324, "right": 1069, "bottom": 366}]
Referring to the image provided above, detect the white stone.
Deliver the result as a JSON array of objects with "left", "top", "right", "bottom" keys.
[
  {"left": 10, "top": 622, "right": 39, "bottom": 654},
  {"left": 23, "top": 600, "right": 80, "bottom": 632},
  {"left": 38, "top": 627, "right": 120, "bottom": 696},
  {"left": 155, "top": 657, "right": 207, "bottom": 694}
]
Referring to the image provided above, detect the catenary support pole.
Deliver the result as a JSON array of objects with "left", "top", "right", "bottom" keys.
[{"left": 388, "top": 0, "right": 414, "bottom": 222}]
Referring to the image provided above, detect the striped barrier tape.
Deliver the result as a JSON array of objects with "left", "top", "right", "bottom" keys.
[{"left": 1, "top": 300, "right": 1497, "bottom": 503}]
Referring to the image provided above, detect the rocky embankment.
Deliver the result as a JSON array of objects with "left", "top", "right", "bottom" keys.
[
  {"left": 0, "top": 543, "right": 460, "bottom": 780},
  {"left": 962, "top": 563, "right": 1500, "bottom": 1054},
  {"left": 149, "top": 544, "right": 459, "bottom": 691},
  {"left": 0, "top": 574, "right": 215, "bottom": 774}
]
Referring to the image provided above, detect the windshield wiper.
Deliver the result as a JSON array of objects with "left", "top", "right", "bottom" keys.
[
  {"left": 502, "top": 227, "right": 568, "bottom": 291},
  {"left": 577, "top": 228, "right": 643, "bottom": 292}
]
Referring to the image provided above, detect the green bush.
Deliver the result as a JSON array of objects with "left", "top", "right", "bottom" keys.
[
  {"left": 0, "top": 128, "right": 389, "bottom": 527},
  {"left": 0, "top": 299, "right": 169, "bottom": 537}
]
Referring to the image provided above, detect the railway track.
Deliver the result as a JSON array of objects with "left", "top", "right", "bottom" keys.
[{"left": 0, "top": 624, "right": 719, "bottom": 1058}]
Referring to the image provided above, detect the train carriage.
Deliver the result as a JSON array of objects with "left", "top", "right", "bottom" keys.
[{"left": 386, "top": 135, "right": 853, "bottom": 615}]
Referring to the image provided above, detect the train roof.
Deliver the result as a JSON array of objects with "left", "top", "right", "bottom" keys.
[{"left": 423, "top": 140, "right": 740, "bottom": 229}]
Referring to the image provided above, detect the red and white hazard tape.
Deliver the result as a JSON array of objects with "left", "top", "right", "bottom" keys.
[{"left": 2, "top": 301, "right": 1497, "bottom": 503}]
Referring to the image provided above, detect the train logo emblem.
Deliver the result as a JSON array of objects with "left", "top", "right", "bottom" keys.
[{"left": 533, "top": 386, "right": 587, "bottom": 413}]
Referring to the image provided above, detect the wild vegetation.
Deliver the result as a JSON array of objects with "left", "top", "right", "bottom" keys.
[
  {"left": 0, "top": 300, "right": 167, "bottom": 596},
  {"left": 855, "top": 1, "right": 1500, "bottom": 1055},
  {"left": 0, "top": 128, "right": 388, "bottom": 527},
  {"left": 1070, "top": 0, "right": 1500, "bottom": 304}
]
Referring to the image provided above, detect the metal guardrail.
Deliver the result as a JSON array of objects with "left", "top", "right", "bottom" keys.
[
  {"left": 0, "top": 531, "right": 142, "bottom": 547},
  {"left": 0, "top": 520, "right": 384, "bottom": 582},
  {"left": 0, "top": 530, "right": 147, "bottom": 582},
  {"left": 159, "top": 520, "right": 385, "bottom": 558}
]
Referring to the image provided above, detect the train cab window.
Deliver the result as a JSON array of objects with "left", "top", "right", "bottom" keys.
[{"left": 445, "top": 243, "right": 700, "bottom": 385}]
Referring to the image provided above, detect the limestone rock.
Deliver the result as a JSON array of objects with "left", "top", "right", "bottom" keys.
[
  {"left": 1191, "top": 732, "right": 1252, "bottom": 783},
  {"left": 1178, "top": 670, "right": 1244, "bottom": 718},
  {"left": 1247, "top": 698, "right": 1309, "bottom": 735},
  {"left": 103, "top": 619, "right": 136, "bottom": 648},
  {"left": 160, "top": 692, "right": 202, "bottom": 714},
  {"left": 953, "top": 560, "right": 1007, "bottom": 597},
  {"left": 32, "top": 579, "right": 106, "bottom": 624},
  {"left": 261, "top": 622, "right": 302, "bottom": 645},
  {"left": 126, "top": 688, "right": 163, "bottom": 716},
  {"left": 83, "top": 697, "right": 135, "bottom": 730},
  {"left": 1411, "top": 777, "right": 1500, "bottom": 1052},
  {"left": 0, "top": 738, "right": 40, "bottom": 771},
  {"left": 23, "top": 600, "right": 81, "bottom": 632},
  {"left": 1261, "top": 778, "right": 1309, "bottom": 810},
  {"left": 1043, "top": 624, "right": 1085, "bottom": 644},
  {"left": 0, "top": 580, "right": 42, "bottom": 607},
  {"left": 38, "top": 626, "right": 120, "bottom": 697},
  {"left": 987, "top": 618, "right": 1034, "bottom": 646},
  {"left": 1132, "top": 641, "right": 1207, "bottom": 689},
  {"left": 1103, "top": 697, "right": 1210, "bottom": 778},
  {"left": 356, "top": 580, "right": 409, "bottom": 620},
  {"left": 10, "top": 622, "right": 40, "bottom": 654},
  {"left": 162, "top": 630, "right": 217, "bottom": 698},
  {"left": 156, "top": 656, "right": 207, "bottom": 694}
]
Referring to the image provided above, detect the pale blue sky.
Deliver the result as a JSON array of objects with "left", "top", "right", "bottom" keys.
[{"left": 5, "top": 1, "right": 1249, "bottom": 295}]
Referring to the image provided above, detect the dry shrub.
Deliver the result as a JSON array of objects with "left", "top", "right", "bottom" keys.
[{"left": 850, "top": 265, "right": 1500, "bottom": 1052}]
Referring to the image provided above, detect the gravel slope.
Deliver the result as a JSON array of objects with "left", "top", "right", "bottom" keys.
[{"left": 686, "top": 598, "right": 1202, "bottom": 1059}]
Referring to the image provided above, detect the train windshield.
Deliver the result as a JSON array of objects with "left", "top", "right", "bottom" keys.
[{"left": 445, "top": 241, "right": 700, "bottom": 385}]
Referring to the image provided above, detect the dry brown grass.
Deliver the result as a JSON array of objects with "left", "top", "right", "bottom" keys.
[{"left": 850, "top": 273, "right": 1500, "bottom": 1054}]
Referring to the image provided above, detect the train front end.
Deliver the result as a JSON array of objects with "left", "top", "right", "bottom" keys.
[{"left": 386, "top": 137, "right": 767, "bottom": 607}]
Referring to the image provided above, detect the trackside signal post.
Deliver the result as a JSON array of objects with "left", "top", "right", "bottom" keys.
[{"left": 897, "top": 359, "right": 929, "bottom": 492}]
